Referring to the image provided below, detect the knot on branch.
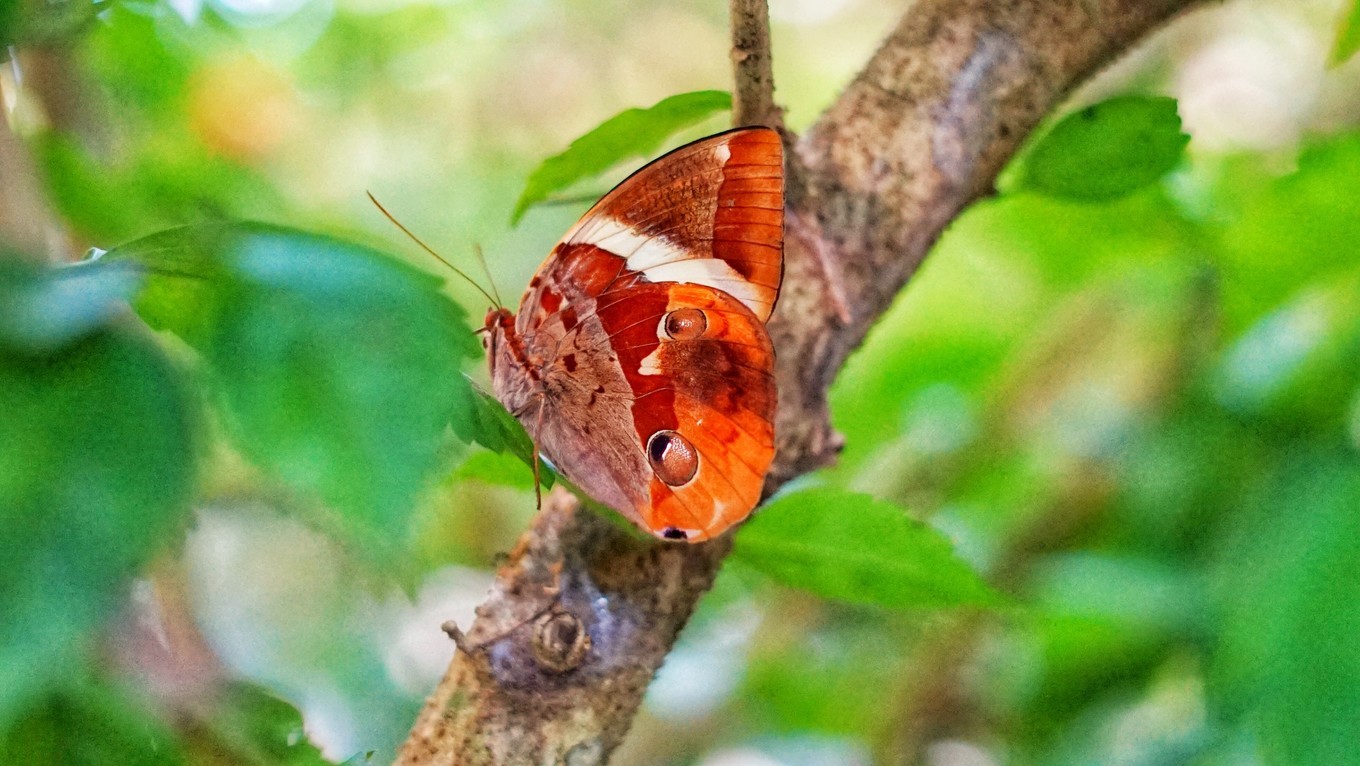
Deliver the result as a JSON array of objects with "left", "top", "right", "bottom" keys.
[{"left": 533, "top": 609, "right": 591, "bottom": 673}]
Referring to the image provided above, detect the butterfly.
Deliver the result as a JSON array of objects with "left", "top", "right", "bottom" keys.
[{"left": 484, "top": 127, "right": 784, "bottom": 543}]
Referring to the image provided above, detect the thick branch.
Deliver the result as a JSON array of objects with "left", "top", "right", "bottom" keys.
[
  {"left": 769, "top": 0, "right": 1211, "bottom": 481},
  {"left": 395, "top": 1, "right": 1208, "bottom": 763}
]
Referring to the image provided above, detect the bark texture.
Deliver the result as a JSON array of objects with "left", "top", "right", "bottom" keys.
[
  {"left": 395, "top": 0, "right": 1210, "bottom": 763},
  {"left": 729, "top": 0, "right": 781, "bottom": 130}
]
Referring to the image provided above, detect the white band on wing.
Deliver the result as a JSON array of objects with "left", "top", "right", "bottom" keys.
[{"left": 573, "top": 216, "right": 765, "bottom": 316}]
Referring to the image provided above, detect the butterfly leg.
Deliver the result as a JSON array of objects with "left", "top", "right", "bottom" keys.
[{"left": 531, "top": 392, "right": 547, "bottom": 510}]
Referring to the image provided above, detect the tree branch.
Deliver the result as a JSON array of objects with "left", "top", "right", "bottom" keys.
[
  {"left": 395, "top": 1, "right": 1209, "bottom": 763},
  {"left": 729, "top": 0, "right": 781, "bottom": 129}
]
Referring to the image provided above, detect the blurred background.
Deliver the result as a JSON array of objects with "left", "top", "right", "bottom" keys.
[{"left": 3, "top": 0, "right": 1360, "bottom": 763}]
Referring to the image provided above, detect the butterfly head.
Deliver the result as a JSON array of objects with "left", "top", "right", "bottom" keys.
[
  {"left": 481, "top": 306, "right": 512, "bottom": 348},
  {"left": 482, "top": 306, "right": 512, "bottom": 331}
]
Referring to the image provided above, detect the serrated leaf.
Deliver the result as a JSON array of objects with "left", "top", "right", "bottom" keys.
[
  {"left": 732, "top": 488, "right": 1001, "bottom": 609},
  {"left": 1331, "top": 0, "right": 1360, "bottom": 67},
  {"left": 94, "top": 225, "right": 232, "bottom": 350},
  {"left": 1016, "top": 95, "right": 1189, "bottom": 201},
  {"left": 0, "top": 261, "right": 195, "bottom": 728},
  {"left": 448, "top": 383, "right": 553, "bottom": 487},
  {"left": 509, "top": 90, "right": 732, "bottom": 224},
  {"left": 105, "top": 223, "right": 479, "bottom": 568}
]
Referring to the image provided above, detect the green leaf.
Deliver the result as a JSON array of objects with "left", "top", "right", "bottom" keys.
[
  {"left": 0, "top": 256, "right": 141, "bottom": 354},
  {"left": 1214, "top": 134, "right": 1360, "bottom": 330},
  {"left": 453, "top": 449, "right": 537, "bottom": 490},
  {"left": 1213, "top": 454, "right": 1360, "bottom": 766},
  {"left": 185, "top": 683, "right": 333, "bottom": 765},
  {"left": 448, "top": 384, "right": 553, "bottom": 487},
  {"left": 1331, "top": 0, "right": 1360, "bottom": 67},
  {"left": 0, "top": 262, "right": 195, "bottom": 729},
  {"left": 509, "top": 90, "right": 732, "bottom": 224},
  {"left": 732, "top": 488, "right": 1001, "bottom": 609},
  {"left": 105, "top": 223, "right": 479, "bottom": 567},
  {"left": 1015, "top": 95, "right": 1189, "bottom": 201}
]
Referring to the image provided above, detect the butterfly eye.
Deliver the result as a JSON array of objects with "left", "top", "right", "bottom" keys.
[
  {"left": 647, "top": 430, "right": 698, "bottom": 486},
  {"left": 662, "top": 309, "right": 707, "bottom": 341}
]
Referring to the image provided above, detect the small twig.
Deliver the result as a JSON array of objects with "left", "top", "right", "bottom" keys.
[
  {"left": 440, "top": 621, "right": 475, "bottom": 655},
  {"left": 729, "top": 0, "right": 781, "bottom": 129}
]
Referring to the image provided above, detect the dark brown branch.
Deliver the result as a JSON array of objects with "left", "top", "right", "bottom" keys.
[
  {"left": 729, "top": 0, "right": 781, "bottom": 129},
  {"left": 394, "top": 1, "right": 1208, "bottom": 763}
]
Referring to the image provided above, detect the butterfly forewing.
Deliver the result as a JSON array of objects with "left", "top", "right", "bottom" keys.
[
  {"left": 561, "top": 128, "right": 784, "bottom": 321},
  {"left": 490, "top": 127, "right": 784, "bottom": 542}
]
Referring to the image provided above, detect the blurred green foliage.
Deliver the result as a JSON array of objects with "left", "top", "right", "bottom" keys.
[
  {"left": 1332, "top": 0, "right": 1360, "bottom": 65},
  {"left": 0, "top": 258, "right": 194, "bottom": 728},
  {"left": 2, "top": 1, "right": 1359, "bottom": 765},
  {"left": 105, "top": 223, "right": 479, "bottom": 578}
]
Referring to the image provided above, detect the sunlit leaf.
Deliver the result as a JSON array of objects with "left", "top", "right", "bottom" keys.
[
  {"left": 1331, "top": 0, "right": 1360, "bottom": 67},
  {"left": 1215, "top": 134, "right": 1360, "bottom": 329},
  {"left": 509, "top": 90, "right": 732, "bottom": 224},
  {"left": 0, "top": 261, "right": 195, "bottom": 729},
  {"left": 1015, "top": 95, "right": 1189, "bottom": 201},
  {"left": 105, "top": 223, "right": 478, "bottom": 567},
  {"left": 732, "top": 488, "right": 1001, "bottom": 609},
  {"left": 453, "top": 449, "right": 538, "bottom": 490}
]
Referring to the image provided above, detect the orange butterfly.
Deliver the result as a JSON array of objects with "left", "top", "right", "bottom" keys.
[{"left": 485, "top": 128, "right": 784, "bottom": 542}]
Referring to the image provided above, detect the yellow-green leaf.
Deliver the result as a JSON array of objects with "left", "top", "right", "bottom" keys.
[{"left": 510, "top": 90, "right": 732, "bottom": 224}]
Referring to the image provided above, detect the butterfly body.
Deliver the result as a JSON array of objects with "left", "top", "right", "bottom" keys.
[{"left": 487, "top": 128, "right": 784, "bottom": 542}]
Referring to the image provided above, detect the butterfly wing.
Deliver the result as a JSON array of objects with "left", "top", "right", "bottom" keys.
[
  {"left": 499, "top": 127, "right": 784, "bottom": 541},
  {"left": 559, "top": 126, "right": 783, "bottom": 321},
  {"left": 590, "top": 281, "right": 776, "bottom": 540}
]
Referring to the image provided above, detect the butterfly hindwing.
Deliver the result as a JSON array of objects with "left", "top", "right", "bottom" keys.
[{"left": 591, "top": 281, "right": 775, "bottom": 539}]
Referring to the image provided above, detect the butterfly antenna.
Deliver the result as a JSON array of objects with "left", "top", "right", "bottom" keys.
[
  {"left": 471, "top": 243, "right": 504, "bottom": 310},
  {"left": 366, "top": 191, "right": 500, "bottom": 308}
]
